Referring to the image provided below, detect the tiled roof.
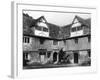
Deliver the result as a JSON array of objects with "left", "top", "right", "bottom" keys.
[
  {"left": 46, "top": 22, "right": 60, "bottom": 38},
  {"left": 59, "top": 24, "right": 71, "bottom": 39},
  {"left": 73, "top": 15, "right": 91, "bottom": 28},
  {"left": 23, "top": 13, "right": 91, "bottom": 40}
]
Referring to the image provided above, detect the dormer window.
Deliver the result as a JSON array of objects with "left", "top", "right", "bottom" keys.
[
  {"left": 71, "top": 15, "right": 90, "bottom": 37},
  {"left": 36, "top": 20, "right": 49, "bottom": 32},
  {"left": 34, "top": 16, "right": 49, "bottom": 37}
]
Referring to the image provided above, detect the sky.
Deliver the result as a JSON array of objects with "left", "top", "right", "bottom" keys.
[{"left": 23, "top": 10, "right": 91, "bottom": 26}]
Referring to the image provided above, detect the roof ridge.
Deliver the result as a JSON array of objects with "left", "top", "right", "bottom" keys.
[{"left": 75, "top": 15, "right": 90, "bottom": 27}]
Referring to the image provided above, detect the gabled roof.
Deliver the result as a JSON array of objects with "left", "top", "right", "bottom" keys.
[
  {"left": 23, "top": 13, "right": 91, "bottom": 40},
  {"left": 27, "top": 16, "right": 48, "bottom": 28},
  {"left": 72, "top": 15, "right": 91, "bottom": 28},
  {"left": 23, "top": 14, "right": 60, "bottom": 39},
  {"left": 36, "top": 16, "right": 47, "bottom": 23}
]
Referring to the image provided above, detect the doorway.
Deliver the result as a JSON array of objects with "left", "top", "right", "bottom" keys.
[
  {"left": 53, "top": 52, "right": 58, "bottom": 62},
  {"left": 39, "top": 52, "right": 46, "bottom": 63},
  {"left": 74, "top": 52, "right": 79, "bottom": 63}
]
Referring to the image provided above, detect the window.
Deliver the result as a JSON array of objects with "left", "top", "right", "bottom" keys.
[
  {"left": 43, "top": 27, "right": 48, "bottom": 32},
  {"left": 36, "top": 26, "right": 48, "bottom": 32},
  {"left": 23, "top": 52, "right": 28, "bottom": 60},
  {"left": 77, "top": 26, "right": 82, "bottom": 31},
  {"left": 74, "top": 38, "right": 78, "bottom": 44},
  {"left": 23, "top": 36, "right": 30, "bottom": 43},
  {"left": 88, "top": 50, "right": 91, "bottom": 57},
  {"left": 88, "top": 36, "right": 91, "bottom": 42},
  {"left": 53, "top": 40, "right": 58, "bottom": 45},
  {"left": 40, "top": 39, "right": 44, "bottom": 44},
  {"left": 36, "top": 26, "right": 42, "bottom": 31},
  {"left": 47, "top": 52, "right": 51, "bottom": 58},
  {"left": 71, "top": 27, "right": 76, "bottom": 32},
  {"left": 72, "top": 26, "right": 82, "bottom": 32}
]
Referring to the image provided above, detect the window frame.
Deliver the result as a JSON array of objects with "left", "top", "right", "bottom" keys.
[
  {"left": 23, "top": 36, "right": 30, "bottom": 43},
  {"left": 77, "top": 26, "right": 82, "bottom": 31},
  {"left": 71, "top": 27, "right": 76, "bottom": 32},
  {"left": 74, "top": 38, "right": 78, "bottom": 44},
  {"left": 88, "top": 36, "right": 91, "bottom": 42},
  {"left": 43, "top": 27, "right": 48, "bottom": 32}
]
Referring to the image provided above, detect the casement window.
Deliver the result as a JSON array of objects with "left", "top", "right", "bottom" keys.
[
  {"left": 71, "top": 27, "right": 76, "bottom": 32},
  {"left": 53, "top": 40, "right": 58, "bottom": 45},
  {"left": 74, "top": 38, "right": 78, "bottom": 44},
  {"left": 36, "top": 26, "right": 48, "bottom": 32},
  {"left": 43, "top": 27, "right": 48, "bottom": 32},
  {"left": 71, "top": 26, "right": 82, "bottom": 32},
  {"left": 36, "top": 26, "right": 42, "bottom": 31},
  {"left": 23, "top": 36, "right": 30, "bottom": 43},
  {"left": 77, "top": 26, "right": 82, "bottom": 31}
]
